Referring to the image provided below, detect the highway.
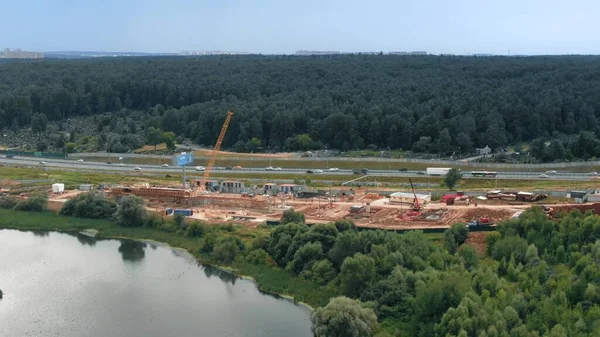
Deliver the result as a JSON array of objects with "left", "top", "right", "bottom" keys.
[{"left": 1, "top": 155, "right": 599, "bottom": 181}]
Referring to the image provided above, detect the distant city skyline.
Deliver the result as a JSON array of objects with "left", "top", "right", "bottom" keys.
[{"left": 2, "top": 0, "right": 600, "bottom": 55}]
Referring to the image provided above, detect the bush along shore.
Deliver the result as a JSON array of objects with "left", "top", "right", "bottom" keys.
[{"left": 2, "top": 192, "right": 600, "bottom": 336}]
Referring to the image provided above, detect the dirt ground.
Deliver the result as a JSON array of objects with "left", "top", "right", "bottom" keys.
[
  {"left": 20, "top": 182, "right": 600, "bottom": 232},
  {"left": 465, "top": 232, "right": 489, "bottom": 255}
]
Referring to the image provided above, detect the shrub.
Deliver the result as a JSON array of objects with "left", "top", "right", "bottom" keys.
[
  {"left": 146, "top": 212, "right": 165, "bottom": 228},
  {"left": 213, "top": 237, "right": 244, "bottom": 264},
  {"left": 186, "top": 221, "right": 208, "bottom": 237},
  {"left": 173, "top": 213, "right": 185, "bottom": 229},
  {"left": 0, "top": 196, "right": 17, "bottom": 210},
  {"left": 280, "top": 209, "right": 305, "bottom": 224},
  {"left": 14, "top": 193, "right": 48, "bottom": 212},
  {"left": 59, "top": 192, "right": 117, "bottom": 219},
  {"left": 114, "top": 195, "right": 147, "bottom": 227},
  {"left": 246, "top": 248, "right": 268, "bottom": 264}
]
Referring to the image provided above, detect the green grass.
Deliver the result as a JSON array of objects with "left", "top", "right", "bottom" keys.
[
  {"left": 3, "top": 166, "right": 599, "bottom": 191},
  {"left": 0, "top": 209, "right": 337, "bottom": 308},
  {"left": 84, "top": 155, "right": 600, "bottom": 172}
]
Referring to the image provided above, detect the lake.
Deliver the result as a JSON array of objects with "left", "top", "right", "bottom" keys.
[{"left": 0, "top": 229, "right": 312, "bottom": 337}]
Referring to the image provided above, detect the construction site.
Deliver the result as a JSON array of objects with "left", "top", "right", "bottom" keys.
[{"left": 3, "top": 110, "right": 597, "bottom": 231}]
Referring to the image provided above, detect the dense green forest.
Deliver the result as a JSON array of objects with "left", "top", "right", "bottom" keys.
[{"left": 1, "top": 55, "right": 600, "bottom": 159}]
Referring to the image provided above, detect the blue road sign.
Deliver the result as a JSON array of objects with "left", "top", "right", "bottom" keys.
[{"left": 176, "top": 153, "right": 194, "bottom": 167}]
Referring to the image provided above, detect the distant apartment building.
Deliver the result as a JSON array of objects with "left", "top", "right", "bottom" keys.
[
  {"left": 295, "top": 50, "right": 341, "bottom": 56},
  {"left": 388, "top": 51, "right": 428, "bottom": 56},
  {"left": 1, "top": 48, "right": 44, "bottom": 59},
  {"left": 178, "top": 51, "right": 249, "bottom": 56}
]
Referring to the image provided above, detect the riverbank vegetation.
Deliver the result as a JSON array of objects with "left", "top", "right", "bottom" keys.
[{"left": 2, "top": 193, "right": 600, "bottom": 336}]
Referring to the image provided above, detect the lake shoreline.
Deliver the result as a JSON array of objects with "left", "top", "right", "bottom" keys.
[{"left": 0, "top": 210, "right": 318, "bottom": 311}]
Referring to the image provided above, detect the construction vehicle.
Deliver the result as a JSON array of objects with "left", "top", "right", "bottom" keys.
[
  {"left": 199, "top": 111, "right": 234, "bottom": 192},
  {"left": 409, "top": 178, "right": 421, "bottom": 211}
]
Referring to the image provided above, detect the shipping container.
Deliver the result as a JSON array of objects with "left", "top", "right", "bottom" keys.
[{"left": 173, "top": 209, "right": 193, "bottom": 216}]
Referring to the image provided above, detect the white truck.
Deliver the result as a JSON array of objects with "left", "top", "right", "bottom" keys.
[{"left": 426, "top": 167, "right": 452, "bottom": 176}]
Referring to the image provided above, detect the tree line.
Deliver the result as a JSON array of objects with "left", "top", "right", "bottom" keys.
[{"left": 2, "top": 55, "right": 600, "bottom": 158}]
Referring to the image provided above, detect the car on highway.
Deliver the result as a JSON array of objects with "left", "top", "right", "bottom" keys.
[
  {"left": 225, "top": 166, "right": 233, "bottom": 170},
  {"left": 591, "top": 176, "right": 600, "bottom": 180},
  {"left": 118, "top": 163, "right": 125, "bottom": 166},
  {"left": 274, "top": 167, "right": 282, "bottom": 171},
  {"left": 106, "top": 161, "right": 112, "bottom": 164},
  {"left": 539, "top": 174, "right": 549, "bottom": 178},
  {"left": 233, "top": 165, "right": 242, "bottom": 169},
  {"left": 361, "top": 168, "right": 369, "bottom": 174},
  {"left": 328, "top": 168, "right": 339, "bottom": 172},
  {"left": 417, "top": 171, "right": 426, "bottom": 175},
  {"left": 39, "top": 161, "right": 46, "bottom": 165},
  {"left": 314, "top": 169, "right": 323, "bottom": 173},
  {"left": 398, "top": 168, "right": 408, "bottom": 171},
  {"left": 587, "top": 172, "right": 598, "bottom": 176},
  {"left": 118, "top": 157, "right": 124, "bottom": 160},
  {"left": 307, "top": 170, "right": 314, "bottom": 174},
  {"left": 265, "top": 166, "right": 274, "bottom": 171},
  {"left": 545, "top": 170, "right": 557, "bottom": 174},
  {"left": 5, "top": 155, "right": 14, "bottom": 158},
  {"left": 134, "top": 167, "right": 142, "bottom": 171},
  {"left": 76, "top": 159, "right": 84, "bottom": 162},
  {"left": 195, "top": 166, "right": 205, "bottom": 171},
  {"left": 161, "top": 164, "right": 169, "bottom": 167}
]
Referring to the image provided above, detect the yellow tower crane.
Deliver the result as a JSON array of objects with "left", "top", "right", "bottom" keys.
[{"left": 199, "top": 111, "right": 234, "bottom": 192}]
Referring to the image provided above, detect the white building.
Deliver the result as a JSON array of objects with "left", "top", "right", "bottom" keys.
[{"left": 389, "top": 192, "right": 431, "bottom": 205}]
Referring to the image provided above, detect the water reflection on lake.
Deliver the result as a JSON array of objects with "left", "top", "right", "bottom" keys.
[{"left": 0, "top": 229, "right": 312, "bottom": 337}]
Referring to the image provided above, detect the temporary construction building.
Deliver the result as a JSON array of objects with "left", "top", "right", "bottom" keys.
[
  {"left": 52, "top": 183, "right": 65, "bottom": 194},
  {"left": 389, "top": 192, "right": 431, "bottom": 204}
]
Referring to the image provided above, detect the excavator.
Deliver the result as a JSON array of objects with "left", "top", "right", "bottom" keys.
[
  {"left": 198, "top": 111, "right": 234, "bottom": 193},
  {"left": 409, "top": 178, "right": 421, "bottom": 212}
]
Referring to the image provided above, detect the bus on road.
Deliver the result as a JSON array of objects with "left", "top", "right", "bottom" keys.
[{"left": 471, "top": 171, "right": 498, "bottom": 178}]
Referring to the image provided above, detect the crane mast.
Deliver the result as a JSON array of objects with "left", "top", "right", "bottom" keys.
[
  {"left": 409, "top": 178, "right": 421, "bottom": 211},
  {"left": 199, "top": 111, "right": 234, "bottom": 191}
]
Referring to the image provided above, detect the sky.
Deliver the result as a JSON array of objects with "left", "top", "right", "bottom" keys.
[{"left": 1, "top": 0, "right": 599, "bottom": 55}]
